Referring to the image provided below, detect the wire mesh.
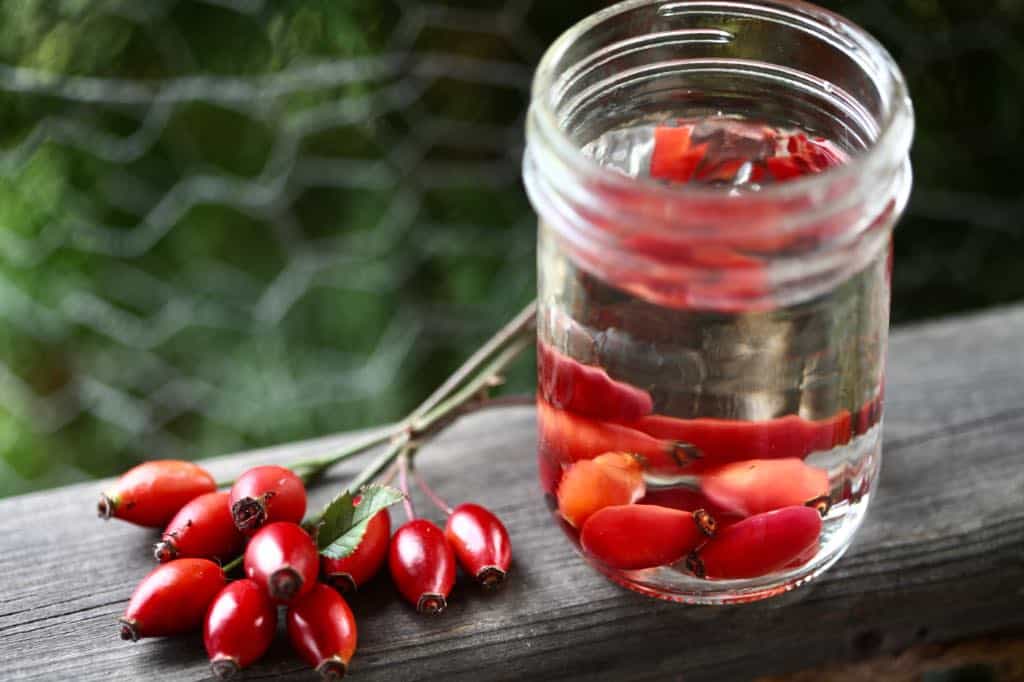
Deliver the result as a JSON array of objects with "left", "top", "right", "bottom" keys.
[{"left": 0, "top": 0, "right": 1020, "bottom": 495}]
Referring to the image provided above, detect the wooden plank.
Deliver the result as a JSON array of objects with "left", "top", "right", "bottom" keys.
[{"left": 1, "top": 304, "right": 1023, "bottom": 681}]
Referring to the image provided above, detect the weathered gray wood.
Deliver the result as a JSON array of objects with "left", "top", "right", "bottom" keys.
[{"left": 1, "top": 305, "right": 1023, "bottom": 682}]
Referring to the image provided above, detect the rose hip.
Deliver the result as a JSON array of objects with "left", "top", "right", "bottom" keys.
[
  {"left": 154, "top": 491, "right": 244, "bottom": 563},
  {"left": 98, "top": 460, "right": 216, "bottom": 528},
  {"left": 230, "top": 465, "right": 307, "bottom": 534},
  {"left": 538, "top": 341, "right": 654, "bottom": 422},
  {"left": 537, "top": 397, "right": 696, "bottom": 472},
  {"left": 245, "top": 521, "right": 319, "bottom": 603},
  {"left": 322, "top": 504, "right": 391, "bottom": 593},
  {"left": 287, "top": 583, "right": 358, "bottom": 680},
  {"left": 389, "top": 519, "right": 455, "bottom": 615},
  {"left": 701, "top": 458, "right": 831, "bottom": 517},
  {"left": 119, "top": 558, "right": 225, "bottom": 641},
  {"left": 204, "top": 579, "right": 277, "bottom": 679},
  {"left": 580, "top": 505, "right": 715, "bottom": 571},
  {"left": 638, "top": 487, "right": 744, "bottom": 530},
  {"left": 687, "top": 506, "right": 823, "bottom": 580},
  {"left": 445, "top": 503, "right": 512, "bottom": 588},
  {"left": 628, "top": 412, "right": 852, "bottom": 473},
  {"left": 557, "top": 452, "right": 645, "bottom": 528}
]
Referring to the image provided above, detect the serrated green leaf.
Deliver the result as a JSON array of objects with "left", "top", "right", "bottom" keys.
[{"left": 317, "top": 484, "right": 404, "bottom": 559}]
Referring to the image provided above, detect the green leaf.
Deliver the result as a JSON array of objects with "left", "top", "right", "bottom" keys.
[{"left": 316, "top": 484, "right": 404, "bottom": 559}]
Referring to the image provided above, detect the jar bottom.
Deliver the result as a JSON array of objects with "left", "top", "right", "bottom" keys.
[{"left": 552, "top": 425, "right": 881, "bottom": 605}]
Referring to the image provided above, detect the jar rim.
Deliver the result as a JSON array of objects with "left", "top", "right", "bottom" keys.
[{"left": 529, "top": 0, "right": 914, "bottom": 203}]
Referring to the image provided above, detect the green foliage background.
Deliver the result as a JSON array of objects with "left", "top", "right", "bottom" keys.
[{"left": 0, "top": 0, "right": 1019, "bottom": 496}]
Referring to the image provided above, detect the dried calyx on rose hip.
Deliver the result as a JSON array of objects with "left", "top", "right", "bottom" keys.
[
  {"left": 204, "top": 579, "right": 277, "bottom": 679},
  {"left": 98, "top": 460, "right": 216, "bottom": 528},
  {"left": 287, "top": 583, "right": 358, "bottom": 680},
  {"left": 119, "top": 558, "right": 225, "bottom": 641},
  {"left": 445, "top": 503, "right": 512, "bottom": 589},
  {"left": 154, "top": 490, "right": 244, "bottom": 563},
  {"left": 245, "top": 521, "right": 319, "bottom": 603},
  {"left": 229, "top": 465, "right": 307, "bottom": 535}
]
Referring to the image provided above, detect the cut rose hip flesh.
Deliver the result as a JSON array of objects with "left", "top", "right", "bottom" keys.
[
  {"left": 557, "top": 452, "right": 645, "bottom": 528},
  {"left": 627, "top": 411, "right": 851, "bottom": 473},
  {"left": 537, "top": 397, "right": 696, "bottom": 473},
  {"left": 688, "top": 505, "right": 823, "bottom": 580},
  {"left": 700, "top": 458, "right": 830, "bottom": 517},
  {"left": 580, "top": 504, "right": 715, "bottom": 570},
  {"left": 538, "top": 341, "right": 653, "bottom": 423}
]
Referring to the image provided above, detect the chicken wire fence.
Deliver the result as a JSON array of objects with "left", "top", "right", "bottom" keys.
[{"left": 0, "top": 0, "right": 1019, "bottom": 495}]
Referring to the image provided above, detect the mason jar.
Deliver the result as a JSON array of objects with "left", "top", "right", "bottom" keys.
[{"left": 524, "top": 0, "right": 913, "bottom": 603}]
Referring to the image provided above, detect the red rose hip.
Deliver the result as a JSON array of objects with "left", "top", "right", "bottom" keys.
[
  {"left": 580, "top": 504, "right": 715, "bottom": 570},
  {"left": 204, "top": 579, "right": 277, "bottom": 679},
  {"left": 701, "top": 458, "right": 831, "bottom": 517},
  {"left": 445, "top": 503, "right": 512, "bottom": 588},
  {"left": 389, "top": 519, "right": 455, "bottom": 615},
  {"left": 687, "top": 505, "right": 823, "bottom": 580},
  {"left": 288, "top": 583, "right": 358, "bottom": 680},
  {"left": 119, "top": 558, "right": 225, "bottom": 641},
  {"left": 245, "top": 521, "right": 319, "bottom": 602},
  {"left": 557, "top": 452, "right": 645, "bottom": 528},
  {"left": 229, "top": 465, "right": 307, "bottom": 534},
  {"left": 155, "top": 491, "right": 244, "bottom": 563},
  {"left": 322, "top": 505, "right": 391, "bottom": 593},
  {"left": 99, "top": 460, "right": 216, "bottom": 528}
]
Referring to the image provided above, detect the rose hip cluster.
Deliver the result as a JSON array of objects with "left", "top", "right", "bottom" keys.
[
  {"left": 100, "top": 459, "right": 511, "bottom": 679},
  {"left": 538, "top": 342, "right": 881, "bottom": 580}
]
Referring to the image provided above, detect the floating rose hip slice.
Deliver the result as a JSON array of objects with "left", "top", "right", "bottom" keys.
[
  {"left": 688, "top": 506, "right": 823, "bottom": 580},
  {"left": 628, "top": 411, "right": 852, "bottom": 473},
  {"left": 537, "top": 341, "right": 654, "bottom": 423},
  {"left": 537, "top": 397, "right": 696, "bottom": 472},
  {"left": 580, "top": 504, "right": 715, "bottom": 571},
  {"left": 557, "top": 452, "right": 645, "bottom": 528},
  {"left": 700, "top": 458, "right": 830, "bottom": 517}
]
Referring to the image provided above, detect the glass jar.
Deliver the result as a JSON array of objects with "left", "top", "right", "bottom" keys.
[{"left": 523, "top": 0, "right": 913, "bottom": 603}]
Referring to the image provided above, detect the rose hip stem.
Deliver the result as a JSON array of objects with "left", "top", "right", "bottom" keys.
[
  {"left": 413, "top": 469, "right": 454, "bottom": 516},
  {"left": 398, "top": 451, "right": 416, "bottom": 522},
  {"left": 219, "top": 301, "right": 537, "bottom": 500}
]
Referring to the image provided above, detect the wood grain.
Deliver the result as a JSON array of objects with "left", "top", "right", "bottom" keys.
[{"left": 1, "top": 305, "right": 1023, "bottom": 681}]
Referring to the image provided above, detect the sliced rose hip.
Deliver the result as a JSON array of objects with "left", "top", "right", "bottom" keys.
[
  {"left": 650, "top": 125, "right": 708, "bottom": 183},
  {"left": 557, "top": 452, "right": 645, "bottom": 528},
  {"left": 580, "top": 504, "right": 715, "bottom": 570},
  {"left": 687, "top": 505, "right": 823, "bottom": 580},
  {"left": 537, "top": 397, "right": 695, "bottom": 472},
  {"left": 628, "top": 411, "right": 851, "bottom": 472},
  {"left": 537, "top": 341, "right": 654, "bottom": 423},
  {"left": 701, "top": 458, "right": 830, "bottom": 517}
]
